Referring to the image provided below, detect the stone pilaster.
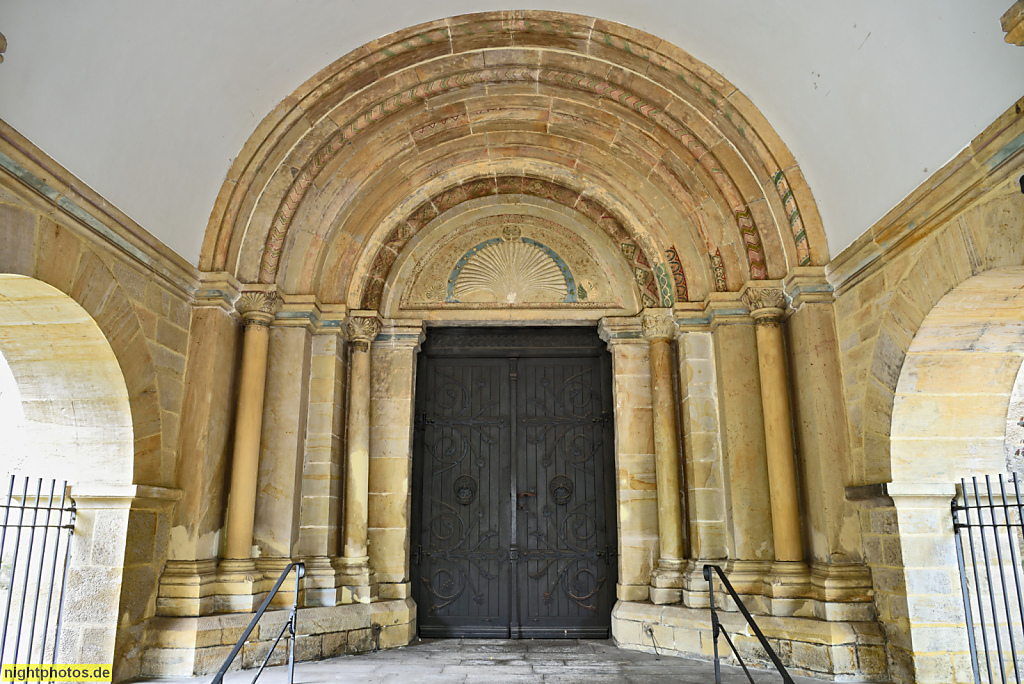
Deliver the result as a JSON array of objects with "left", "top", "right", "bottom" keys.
[
  {"left": 339, "top": 312, "right": 382, "bottom": 603},
  {"left": 599, "top": 317, "right": 658, "bottom": 602},
  {"left": 217, "top": 287, "right": 280, "bottom": 612},
  {"left": 297, "top": 307, "right": 349, "bottom": 606},
  {"left": 676, "top": 300, "right": 745, "bottom": 607},
  {"left": 369, "top": 321, "right": 426, "bottom": 600},
  {"left": 641, "top": 309, "right": 686, "bottom": 604},
  {"left": 67, "top": 485, "right": 181, "bottom": 680},
  {"left": 854, "top": 483, "right": 972, "bottom": 684},
  {"left": 252, "top": 298, "right": 318, "bottom": 608},
  {"left": 158, "top": 273, "right": 240, "bottom": 617},
  {"left": 742, "top": 285, "right": 809, "bottom": 598}
]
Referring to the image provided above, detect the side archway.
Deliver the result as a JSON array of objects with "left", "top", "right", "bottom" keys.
[
  {"left": 0, "top": 274, "right": 137, "bottom": 670},
  {"left": 0, "top": 274, "right": 133, "bottom": 484},
  {"left": 890, "top": 267, "right": 1024, "bottom": 483}
]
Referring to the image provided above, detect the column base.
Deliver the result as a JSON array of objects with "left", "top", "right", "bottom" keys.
[
  {"left": 722, "top": 559, "right": 773, "bottom": 594},
  {"left": 157, "top": 559, "right": 219, "bottom": 617},
  {"left": 255, "top": 557, "right": 304, "bottom": 609},
  {"left": 649, "top": 558, "right": 686, "bottom": 604},
  {"left": 301, "top": 556, "right": 347, "bottom": 606},
  {"left": 377, "top": 581, "right": 411, "bottom": 600},
  {"left": 680, "top": 559, "right": 713, "bottom": 608},
  {"left": 215, "top": 558, "right": 266, "bottom": 613},
  {"left": 762, "top": 560, "right": 811, "bottom": 599},
  {"left": 338, "top": 555, "right": 374, "bottom": 604}
]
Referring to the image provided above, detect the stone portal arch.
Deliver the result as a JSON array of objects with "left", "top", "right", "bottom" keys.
[
  {"left": 890, "top": 267, "right": 1024, "bottom": 483},
  {"left": 0, "top": 274, "right": 133, "bottom": 484},
  {"left": 201, "top": 11, "right": 828, "bottom": 303}
]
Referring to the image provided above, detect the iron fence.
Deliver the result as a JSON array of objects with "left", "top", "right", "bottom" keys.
[
  {"left": 0, "top": 475, "right": 75, "bottom": 665},
  {"left": 953, "top": 473, "right": 1024, "bottom": 684}
]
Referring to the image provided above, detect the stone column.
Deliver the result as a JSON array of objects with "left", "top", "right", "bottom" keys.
[
  {"left": 339, "top": 313, "right": 382, "bottom": 603},
  {"left": 642, "top": 309, "right": 686, "bottom": 604},
  {"left": 218, "top": 289, "right": 279, "bottom": 611},
  {"left": 741, "top": 286, "right": 808, "bottom": 594}
]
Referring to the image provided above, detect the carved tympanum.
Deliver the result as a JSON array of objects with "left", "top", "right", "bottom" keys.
[{"left": 453, "top": 240, "right": 568, "bottom": 304}]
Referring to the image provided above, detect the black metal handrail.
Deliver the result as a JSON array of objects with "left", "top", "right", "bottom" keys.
[
  {"left": 211, "top": 562, "right": 305, "bottom": 684},
  {"left": 703, "top": 564, "right": 794, "bottom": 684}
]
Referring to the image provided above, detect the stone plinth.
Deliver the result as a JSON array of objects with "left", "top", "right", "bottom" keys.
[
  {"left": 612, "top": 600, "right": 887, "bottom": 681},
  {"left": 141, "top": 598, "right": 415, "bottom": 676}
]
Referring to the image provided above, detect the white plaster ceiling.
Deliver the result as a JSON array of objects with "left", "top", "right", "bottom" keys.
[{"left": 0, "top": 1, "right": 1021, "bottom": 266}]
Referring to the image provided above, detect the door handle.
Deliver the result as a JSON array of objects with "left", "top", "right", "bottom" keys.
[{"left": 517, "top": 490, "right": 536, "bottom": 509}]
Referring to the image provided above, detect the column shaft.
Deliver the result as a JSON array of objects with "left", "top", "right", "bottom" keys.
[
  {"left": 649, "top": 337, "right": 684, "bottom": 560},
  {"left": 742, "top": 286, "right": 805, "bottom": 574},
  {"left": 754, "top": 320, "right": 802, "bottom": 561},
  {"left": 225, "top": 313, "right": 273, "bottom": 559},
  {"left": 339, "top": 315, "right": 381, "bottom": 603},
  {"left": 642, "top": 310, "right": 686, "bottom": 604},
  {"left": 343, "top": 342, "right": 372, "bottom": 559}
]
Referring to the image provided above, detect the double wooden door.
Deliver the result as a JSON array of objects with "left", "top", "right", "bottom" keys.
[{"left": 411, "top": 328, "right": 617, "bottom": 638}]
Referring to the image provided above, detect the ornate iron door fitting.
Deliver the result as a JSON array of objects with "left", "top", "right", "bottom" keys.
[{"left": 411, "top": 328, "right": 617, "bottom": 639}]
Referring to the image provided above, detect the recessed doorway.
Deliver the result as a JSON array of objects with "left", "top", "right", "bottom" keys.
[{"left": 411, "top": 327, "right": 617, "bottom": 638}]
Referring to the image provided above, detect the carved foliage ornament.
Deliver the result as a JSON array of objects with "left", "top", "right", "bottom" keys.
[
  {"left": 236, "top": 291, "right": 281, "bottom": 325},
  {"left": 742, "top": 287, "right": 787, "bottom": 325},
  {"left": 347, "top": 316, "right": 382, "bottom": 350},
  {"left": 641, "top": 311, "right": 677, "bottom": 341},
  {"left": 741, "top": 287, "right": 786, "bottom": 312}
]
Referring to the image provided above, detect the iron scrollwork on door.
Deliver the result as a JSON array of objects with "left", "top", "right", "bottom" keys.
[
  {"left": 412, "top": 328, "right": 616, "bottom": 638},
  {"left": 517, "top": 360, "right": 615, "bottom": 633},
  {"left": 414, "top": 361, "right": 510, "bottom": 633}
]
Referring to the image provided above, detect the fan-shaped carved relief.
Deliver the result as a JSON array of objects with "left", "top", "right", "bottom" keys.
[
  {"left": 397, "top": 211, "right": 641, "bottom": 313},
  {"left": 450, "top": 238, "right": 574, "bottom": 304}
]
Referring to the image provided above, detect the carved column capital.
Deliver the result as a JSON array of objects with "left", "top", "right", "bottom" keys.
[
  {"left": 236, "top": 290, "right": 281, "bottom": 327},
  {"left": 346, "top": 316, "right": 382, "bottom": 352},
  {"left": 741, "top": 287, "right": 787, "bottom": 325},
  {"left": 641, "top": 309, "right": 677, "bottom": 342}
]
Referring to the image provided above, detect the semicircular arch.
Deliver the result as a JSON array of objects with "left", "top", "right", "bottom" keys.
[
  {"left": 0, "top": 274, "right": 133, "bottom": 486},
  {"left": 202, "top": 11, "right": 827, "bottom": 297}
]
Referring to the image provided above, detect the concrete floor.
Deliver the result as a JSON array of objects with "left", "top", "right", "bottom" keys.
[{"left": 144, "top": 638, "right": 827, "bottom": 683}]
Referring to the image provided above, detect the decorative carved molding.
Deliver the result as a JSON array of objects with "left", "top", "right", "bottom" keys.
[
  {"left": 236, "top": 290, "right": 281, "bottom": 326},
  {"left": 347, "top": 316, "right": 382, "bottom": 351},
  {"left": 360, "top": 176, "right": 668, "bottom": 310},
  {"left": 597, "top": 317, "right": 644, "bottom": 345},
  {"left": 641, "top": 310, "right": 677, "bottom": 341},
  {"left": 1003, "top": 1, "right": 1024, "bottom": 45},
  {"left": 742, "top": 287, "right": 787, "bottom": 325},
  {"left": 0, "top": 32, "right": 7, "bottom": 64}
]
